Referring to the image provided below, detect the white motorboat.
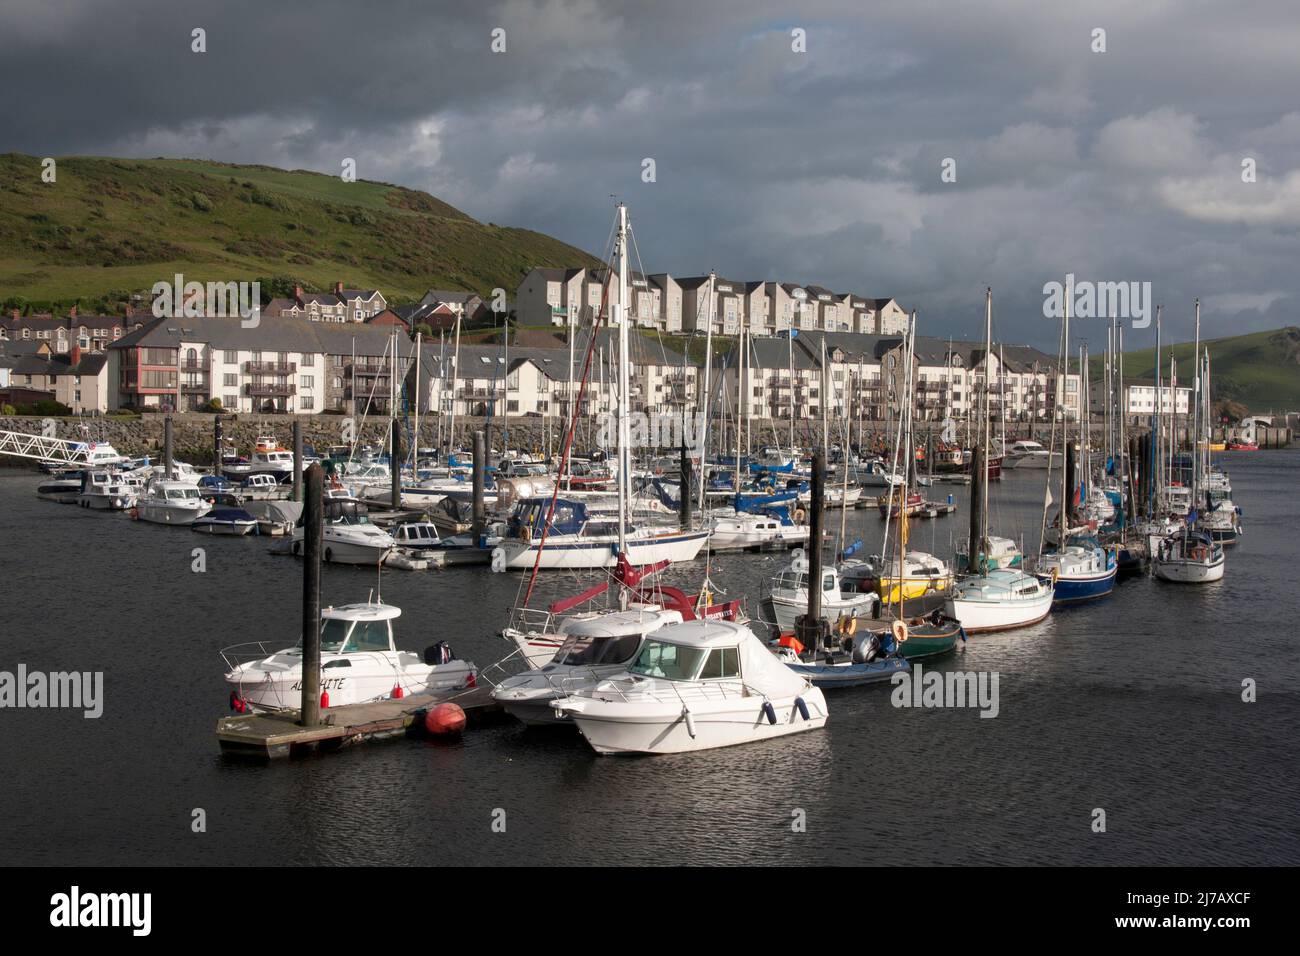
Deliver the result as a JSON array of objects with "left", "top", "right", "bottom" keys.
[
  {"left": 492, "top": 606, "right": 685, "bottom": 725},
  {"left": 708, "top": 511, "right": 810, "bottom": 551},
  {"left": 1164, "top": 484, "right": 1192, "bottom": 517},
  {"left": 1001, "top": 440, "right": 1060, "bottom": 469},
  {"left": 553, "top": 619, "right": 828, "bottom": 755},
  {"left": 290, "top": 498, "right": 395, "bottom": 564},
  {"left": 764, "top": 551, "right": 878, "bottom": 632},
  {"left": 71, "top": 441, "right": 129, "bottom": 469},
  {"left": 798, "top": 484, "right": 862, "bottom": 509},
  {"left": 135, "top": 478, "right": 213, "bottom": 526},
  {"left": 223, "top": 600, "right": 475, "bottom": 711},
  {"left": 1153, "top": 529, "right": 1225, "bottom": 583},
  {"left": 943, "top": 568, "right": 1053, "bottom": 633},
  {"left": 1197, "top": 499, "right": 1241, "bottom": 545},
  {"left": 855, "top": 458, "right": 905, "bottom": 488},
  {"left": 75, "top": 470, "right": 137, "bottom": 510},
  {"left": 491, "top": 496, "right": 708, "bottom": 571}
]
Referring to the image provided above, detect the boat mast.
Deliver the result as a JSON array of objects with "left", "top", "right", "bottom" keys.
[
  {"left": 1061, "top": 282, "right": 1070, "bottom": 532},
  {"left": 1191, "top": 298, "right": 1201, "bottom": 506},
  {"left": 696, "top": 270, "right": 716, "bottom": 511},
  {"left": 616, "top": 203, "right": 631, "bottom": 568},
  {"left": 449, "top": 312, "right": 461, "bottom": 456},
  {"left": 981, "top": 288, "right": 992, "bottom": 563},
  {"left": 1152, "top": 304, "right": 1162, "bottom": 517}
]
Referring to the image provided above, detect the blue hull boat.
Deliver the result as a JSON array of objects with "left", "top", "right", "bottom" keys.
[{"left": 783, "top": 655, "right": 910, "bottom": 688}]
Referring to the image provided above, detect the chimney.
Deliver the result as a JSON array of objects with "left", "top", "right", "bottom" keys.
[
  {"left": 124, "top": 303, "right": 134, "bottom": 317},
  {"left": 294, "top": 284, "right": 304, "bottom": 300},
  {"left": 71, "top": 344, "right": 82, "bottom": 367},
  {"left": 69, "top": 305, "right": 77, "bottom": 319},
  {"left": 334, "top": 281, "right": 344, "bottom": 295}
]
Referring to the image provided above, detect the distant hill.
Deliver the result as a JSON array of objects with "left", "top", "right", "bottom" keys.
[
  {"left": 0, "top": 153, "right": 600, "bottom": 312},
  {"left": 1093, "top": 326, "right": 1300, "bottom": 412}
]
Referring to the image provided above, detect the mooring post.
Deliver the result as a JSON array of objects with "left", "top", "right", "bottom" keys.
[
  {"left": 795, "top": 449, "right": 826, "bottom": 649},
  {"left": 472, "top": 429, "right": 486, "bottom": 543},
  {"left": 300, "top": 463, "right": 323, "bottom": 727},
  {"left": 292, "top": 419, "right": 303, "bottom": 503},
  {"left": 390, "top": 418, "right": 401, "bottom": 511},
  {"left": 163, "top": 415, "right": 174, "bottom": 479},
  {"left": 679, "top": 443, "right": 693, "bottom": 531},
  {"left": 213, "top": 415, "right": 222, "bottom": 476}
]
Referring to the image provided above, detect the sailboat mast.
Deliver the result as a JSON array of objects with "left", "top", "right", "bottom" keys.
[
  {"left": 616, "top": 204, "right": 631, "bottom": 559},
  {"left": 981, "top": 288, "right": 991, "bottom": 557},
  {"left": 1191, "top": 298, "right": 1201, "bottom": 503},
  {"left": 696, "top": 270, "right": 716, "bottom": 511},
  {"left": 1061, "top": 282, "right": 1070, "bottom": 530}
]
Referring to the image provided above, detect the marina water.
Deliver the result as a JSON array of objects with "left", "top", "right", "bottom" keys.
[{"left": 1, "top": 452, "right": 1297, "bottom": 865}]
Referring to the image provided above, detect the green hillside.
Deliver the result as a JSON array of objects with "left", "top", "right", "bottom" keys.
[
  {"left": 1092, "top": 326, "right": 1300, "bottom": 412},
  {"left": 0, "top": 153, "right": 600, "bottom": 312}
]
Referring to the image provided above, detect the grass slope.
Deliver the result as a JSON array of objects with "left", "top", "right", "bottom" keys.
[
  {"left": 0, "top": 153, "right": 599, "bottom": 310},
  {"left": 1094, "top": 326, "right": 1300, "bottom": 411}
]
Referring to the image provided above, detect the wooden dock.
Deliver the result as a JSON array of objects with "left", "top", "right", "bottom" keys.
[{"left": 216, "top": 685, "right": 504, "bottom": 760}]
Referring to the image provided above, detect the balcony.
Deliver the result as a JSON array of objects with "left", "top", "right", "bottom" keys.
[
  {"left": 245, "top": 360, "right": 297, "bottom": 374},
  {"left": 181, "top": 375, "right": 209, "bottom": 393},
  {"left": 347, "top": 362, "right": 387, "bottom": 376},
  {"left": 182, "top": 358, "right": 207, "bottom": 371},
  {"left": 458, "top": 387, "right": 503, "bottom": 399},
  {"left": 246, "top": 383, "right": 296, "bottom": 397}
]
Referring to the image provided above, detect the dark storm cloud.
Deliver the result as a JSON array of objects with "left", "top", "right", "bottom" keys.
[{"left": 3, "top": 0, "right": 1300, "bottom": 349}]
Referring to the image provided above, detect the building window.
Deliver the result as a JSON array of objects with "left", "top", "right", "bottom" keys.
[
  {"left": 225, "top": 394, "right": 238, "bottom": 408},
  {"left": 300, "top": 375, "right": 314, "bottom": 388},
  {"left": 301, "top": 396, "right": 314, "bottom": 410},
  {"left": 301, "top": 353, "right": 315, "bottom": 367},
  {"left": 224, "top": 350, "right": 237, "bottom": 363},
  {"left": 224, "top": 374, "right": 237, "bottom": 387}
]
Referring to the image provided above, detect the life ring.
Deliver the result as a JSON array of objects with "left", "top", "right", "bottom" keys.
[
  {"left": 842, "top": 616, "right": 858, "bottom": 636},
  {"left": 521, "top": 526, "right": 531, "bottom": 543},
  {"left": 1049, "top": 567, "right": 1059, "bottom": 586},
  {"left": 892, "top": 618, "right": 908, "bottom": 643},
  {"left": 794, "top": 508, "right": 807, "bottom": 524}
]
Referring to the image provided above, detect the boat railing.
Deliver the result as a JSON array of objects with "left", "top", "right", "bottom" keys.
[
  {"left": 504, "top": 605, "right": 560, "bottom": 636},
  {"left": 219, "top": 641, "right": 285, "bottom": 673}
]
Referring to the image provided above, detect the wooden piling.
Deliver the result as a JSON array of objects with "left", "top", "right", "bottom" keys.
[
  {"left": 300, "top": 464, "right": 323, "bottom": 728},
  {"left": 292, "top": 419, "right": 303, "bottom": 502},
  {"left": 472, "top": 430, "right": 486, "bottom": 541},
  {"left": 163, "top": 415, "right": 174, "bottom": 479}
]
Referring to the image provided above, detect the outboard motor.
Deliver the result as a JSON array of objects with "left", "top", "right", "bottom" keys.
[
  {"left": 424, "top": 642, "right": 454, "bottom": 666},
  {"left": 851, "top": 633, "right": 880, "bottom": 664}
]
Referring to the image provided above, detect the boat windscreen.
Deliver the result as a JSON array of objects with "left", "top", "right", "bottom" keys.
[
  {"left": 628, "top": 640, "right": 707, "bottom": 681},
  {"left": 553, "top": 632, "right": 641, "bottom": 667}
]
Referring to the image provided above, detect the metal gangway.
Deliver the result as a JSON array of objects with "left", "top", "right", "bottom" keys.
[{"left": 0, "top": 427, "right": 99, "bottom": 466}]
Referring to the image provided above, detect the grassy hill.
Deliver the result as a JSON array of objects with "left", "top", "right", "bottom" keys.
[
  {"left": 0, "top": 153, "right": 600, "bottom": 311},
  {"left": 1092, "top": 326, "right": 1300, "bottom": 412}
]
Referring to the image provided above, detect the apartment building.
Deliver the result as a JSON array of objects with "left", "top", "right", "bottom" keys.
[{"left": 647, "top": 274, "right": 683, "bottom": 332}]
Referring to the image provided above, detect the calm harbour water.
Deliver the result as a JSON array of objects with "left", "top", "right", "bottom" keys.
[{"left": 2, "top": 451, "right": 1297, "bottom": 866}]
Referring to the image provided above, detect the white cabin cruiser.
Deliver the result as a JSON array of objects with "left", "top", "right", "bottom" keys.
[
  {"left": 37, "top": 470, "right": 85, "bottom": 502},
  {"left": 708, "top": 511, "right": 810, "bottom": 551},
  {"left": 553, "top": 619, "right": 828, "bottom": 755},
  {"left": 944, "top": 568, "right": 1053, "bottom": 633},
  {"left": 75, "top": 470, "right": 137, "bottom": 510},
  {"left": 764, "top": 551, "right": 878, "bottom": 632},
  {"left": 1001, "top": 441, "right": 1060, "bottom": 469},
  {"left": 223, "top": 601, "right": 475, "bottom": 711},
  {"left": 290, "top": 498, "right": 395, "bottom": 564},
  {"left": 135, "top": 478, "right": 213, "bottom": 525},
  {"left": 493, "top": 606, "right": 686, "bottom": 725}
]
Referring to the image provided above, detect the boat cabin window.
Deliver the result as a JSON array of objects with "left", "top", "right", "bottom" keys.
[
  {"left": 697, "top": 646, "right": 740, "bottom": 680},
  {"left": 316, "top": 618, "right": 392, "bottom": 654},
  {"left": 629, "top": 640, "right": 708, "bottom": 681},
  {"left": 553, "top": 632, "right": 641, "bottom": 667},
  {"left": 584, "top": 521, "right": 617, "bottom": 537},
  {"left": 822, "top": 571, "right": 836, "bottom": 592}
]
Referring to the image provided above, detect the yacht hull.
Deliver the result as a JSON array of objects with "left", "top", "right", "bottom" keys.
[
  {"left": 769, "top": 592, "right": 877, "bottom": 632},
  {"left": 1153, "top": 557, "right": 1225, "bottom": 583},
  {"left": 1045, "top": 566, "right": 1117, "bottom": 604},
  {"left": 495, "top": 530, "right": 708, "bottom": 570},
  {"left": 944, "top": 593, "right": 1053, "bottom": 633}
]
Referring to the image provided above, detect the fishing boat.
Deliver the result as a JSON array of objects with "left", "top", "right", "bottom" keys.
[
  {"left": 135, "top": 478, "right": 213, "bottom": 526},
  {"left": 192, "top": 506, "right": 259, "bottom": 536},
  {"left": 764, "top": 551, "right": 878, "bottom": 632},
  {"left": 1153, "top": 528, "right": 1224, "bottom": 583},
  {"left": 1034, "top": 532, "right": 1117, "bottom": 604},
  {"left": 290, "top": 498, "right": 395, "bottom": 565},
  {"left": 223, "top": 599, "right": 475, "bottom": 712},
  {"left": 553, "top": 619, "right": 828, "bottom": 755},
  {"left": 75, "top": 470, "right": 137, "bottom": 510}
]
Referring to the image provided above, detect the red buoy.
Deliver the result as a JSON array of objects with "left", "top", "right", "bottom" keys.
[
  {"left": 424, "top": 702, "right": 466, "bottom": 736},
  {"left": 464, "top": 672, "right": 477, "bottom": 689},
  {"left": 392, "top": 683, "right": 404, "bottom": 699},
  {"left": 320, "top": 689, "right": 330, "bottom": 709}
]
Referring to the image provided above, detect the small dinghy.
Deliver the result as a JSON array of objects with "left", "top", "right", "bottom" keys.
[
  {"left": 771, "top": 621, "right": 910, "bottom": 689},
  {"left": 193, "top": 506, "right": 259, "bottom": 536}
]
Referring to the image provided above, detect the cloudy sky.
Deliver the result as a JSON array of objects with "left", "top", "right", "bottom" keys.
[{"left": 4, "top": 0, "right": 1300, "bottom": 350}]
